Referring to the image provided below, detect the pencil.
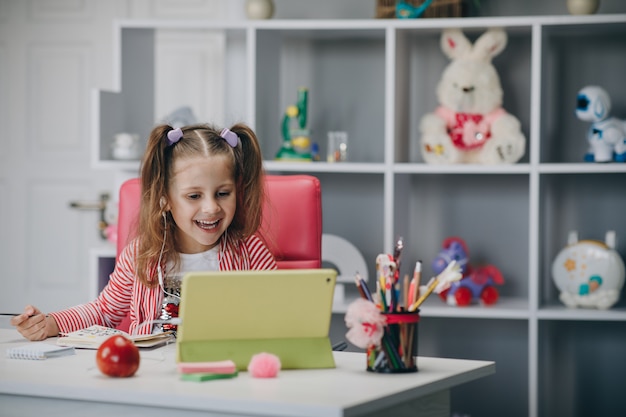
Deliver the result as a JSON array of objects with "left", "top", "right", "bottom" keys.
[
  {"left": 354, "top": 273, "right": 367, "bottom": 300},
  {"left": 393, "top": 236, "right": 404, "bottom": 268},
  {"left": 359, "top": 275, "right": 374, "bottom": 302},
  {"left": 406, "top": 323, "right": 415, "bottom": 367},
  {"left": 403, "top": 274, "right": 409, "bottom": 310},
  {"left": 379, "top": 284, "right": 388, "bottom": 312},
  {"left": 408, "top": 276, "right": 437, "bottom": 312},
  {"left": 413, "top": 261, "right": 422, "bottom": 303}
]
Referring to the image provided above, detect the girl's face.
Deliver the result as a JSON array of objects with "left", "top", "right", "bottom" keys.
[{"left": 166, "top": 154, "right": 236, "bottom": 254}]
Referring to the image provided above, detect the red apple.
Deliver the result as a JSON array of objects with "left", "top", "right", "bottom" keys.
[{"left": 96, "top": 335, "right": 140, "bottom": 378}]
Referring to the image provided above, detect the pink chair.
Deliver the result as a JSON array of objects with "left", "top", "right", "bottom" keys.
[
  {"left": 256, "top": 175, "right": 323, "bottom": 269},
  {"left": 114, "top": 175, "right": 323, "bottom": 330}
]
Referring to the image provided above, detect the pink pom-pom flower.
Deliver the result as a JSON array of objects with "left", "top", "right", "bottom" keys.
[
  {"left": 344, "top": 298, "right": 386, "bottom": 349},
  {"left": 247, "top": 352, "right": 281, "bottom": 378}
]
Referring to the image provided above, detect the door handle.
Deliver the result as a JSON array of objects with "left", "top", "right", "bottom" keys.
[{"left": 68, "top": 193, "right": 110, "bottom": 239}]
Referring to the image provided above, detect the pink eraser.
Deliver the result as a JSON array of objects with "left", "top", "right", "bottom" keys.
[{"left": 177, "top": 360, "right": 237, "bottom": 374}]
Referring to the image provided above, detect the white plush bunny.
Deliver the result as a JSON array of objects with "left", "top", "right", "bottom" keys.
[{"left": 420, "top": 28, "right": 526, "bottom": 164}]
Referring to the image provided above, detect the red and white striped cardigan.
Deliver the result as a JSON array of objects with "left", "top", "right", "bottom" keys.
[{"left": 49, "top": 234, "right": 276, "bottom": 335}]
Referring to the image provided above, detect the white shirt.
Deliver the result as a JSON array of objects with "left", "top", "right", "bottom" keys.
[{"left": 159, "top": 246, "right": 220, "bottom": 332}]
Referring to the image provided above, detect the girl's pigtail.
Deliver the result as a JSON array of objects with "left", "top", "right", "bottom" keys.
[
  {"left": 230, "top": 123, "right": 265, "bottom": 237},
  {"left": 136, "top": 124, "right": 176, "bottom": 287},
  {"left": 142, "top": 125, "right": 183, "bottom": 210}
]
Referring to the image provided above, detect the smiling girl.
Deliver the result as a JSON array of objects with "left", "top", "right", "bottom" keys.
[{"left": 12, "top": 123, "right": 276, "bottom": 340}]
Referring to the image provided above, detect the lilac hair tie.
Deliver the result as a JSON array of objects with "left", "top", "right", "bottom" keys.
[
  {"left": 220, "top": 128, "right": 239, "bottom": 148},
  {"left": 166, "top": 128, "right": 183, "bottom": 146}
]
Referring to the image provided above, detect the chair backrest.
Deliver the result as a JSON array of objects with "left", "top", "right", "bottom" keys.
[
  {"left": 257, "top": 175, "right": 322, "bottom": 269},
  {"left": 116, "top": 175, "right": 322, "bottom": 269}
]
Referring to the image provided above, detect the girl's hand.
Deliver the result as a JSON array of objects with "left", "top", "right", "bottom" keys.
[{"left": 10, "top": 305, "right": 59, "bottom": 341}]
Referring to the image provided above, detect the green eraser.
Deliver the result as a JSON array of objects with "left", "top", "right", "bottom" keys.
[{"left": 180, "top": 371, "right": 238, "bottom": 382}]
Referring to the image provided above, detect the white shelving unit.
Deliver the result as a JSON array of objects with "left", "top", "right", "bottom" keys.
[
  {"left": 92, "top": 14, "right": 626, "bottom": 417},
  {"left": 88, "top": 246, "right": 116, "bottom": 300}
]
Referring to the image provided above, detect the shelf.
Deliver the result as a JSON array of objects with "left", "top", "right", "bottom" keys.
[
  {"left": 333, "top": 295, "right": 530, "bottom": 319},
  {"left": 419, "top": 297, "right": 530, "bottom": 319},
  {"left": 112, "top": 14, "right": 626, "bottom": 31},
  {"left": 393, "top": 163, "right": 532, "bottom": 174},
  {"left": 537, "top": 305, "right": 626, "bottom": 321},
  {"left": 95, "top": 14, "right": 626, "bottom": 171},
  {"left": 538, "top": 163, "right": 626, "bottom": 174},
  {"left": 264, "top": 161, "right": 387, "bottom": 174},
  {"left": 90, "top": 160, "right": 626, "bottom": 175},
  {"left": 93, "top": 14, "right": 626, "bottom": 417}
]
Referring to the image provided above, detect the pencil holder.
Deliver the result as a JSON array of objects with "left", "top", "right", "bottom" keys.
[{"left": 366, "top": 311, "right": 419, "bottom": 373}]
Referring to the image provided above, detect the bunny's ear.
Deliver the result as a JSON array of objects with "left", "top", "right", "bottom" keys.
[
  {"left": 471, "top": 28, "right": 507, "bottom": 62},
  {"left": 440, "top": 28, "right": 472, "bottom": 60}
]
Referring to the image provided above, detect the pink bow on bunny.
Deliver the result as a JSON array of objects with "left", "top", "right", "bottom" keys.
[{"left": 435, "top": 107, "right": 506, "bottom": 150}]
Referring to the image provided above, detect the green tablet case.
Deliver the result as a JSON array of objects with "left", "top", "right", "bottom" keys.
[{"left": 176, "top": 269, "right": 337, "bottom": 371}]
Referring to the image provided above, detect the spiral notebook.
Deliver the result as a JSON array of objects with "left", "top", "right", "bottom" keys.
[
  {"left": 6, "top": 343, "right": 75, "bottom": 360},
  {"left": 56, "top": 324, "right": 174, "bottom": 349}
]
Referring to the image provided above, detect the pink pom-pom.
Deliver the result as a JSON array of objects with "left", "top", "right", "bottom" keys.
[
  {"left": 344, "top": 298, "right": 386, "bottom": 349},
  {"left": 247, "top": 352, "right": 281, "bottom": 378}
]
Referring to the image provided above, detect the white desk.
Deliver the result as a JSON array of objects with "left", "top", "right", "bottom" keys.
[{"left": 0, "top": 329, "right": 494, "bottom": 417}]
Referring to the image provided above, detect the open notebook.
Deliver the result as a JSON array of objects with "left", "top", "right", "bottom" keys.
[{"left": 176, "top": 269, "right": 337, "bottom": 371}]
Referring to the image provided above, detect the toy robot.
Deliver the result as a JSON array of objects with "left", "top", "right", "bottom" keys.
[{"left": 575, "top": 86, "right": 626, "bottom": 162}]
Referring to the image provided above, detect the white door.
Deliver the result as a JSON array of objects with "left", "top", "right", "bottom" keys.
[
  {"left": 0, "top": 0, "right": 230, "bottom": 315},
  {"left": 0, "top": 1, "right": 124, "bottom": 313}
]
